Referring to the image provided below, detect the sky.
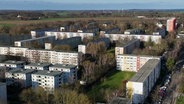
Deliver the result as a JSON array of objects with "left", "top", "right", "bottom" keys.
[{"left": 0, "top": 0, "right": 183, "bottom": 10}]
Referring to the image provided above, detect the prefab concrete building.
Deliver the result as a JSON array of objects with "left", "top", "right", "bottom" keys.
[{"left": 126, "top": 59, "right": 161, "bottom": 103}]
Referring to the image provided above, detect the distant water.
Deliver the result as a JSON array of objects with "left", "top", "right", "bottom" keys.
[{"left": 0, "top": 1, "right": 183, "bottom": 10}]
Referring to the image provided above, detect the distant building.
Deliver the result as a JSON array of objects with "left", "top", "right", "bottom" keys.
[
  {"left": 116, "top": 54, "right": 160, "bottom": 72},
  {"left": 0, "top": 60, "right": 26, "bottom": 69},
  {"left": 0, "top": 82, "right": 7, "bottom": 104},
  {"left": 30, "top": 28, "right": 58, "bottom": 38},
  {"left": 153, "top": 28, "right": 166, "bottom": 38},
  {"left": 115, "top": 39, "right": 140, "bottom": 56},
  {"left": 78, "top": 45, "right": 86, "bottom": 54},
  {"left": 5, "top": 69, "right": 35, "bottom": 87},
  {"left": 24, "top": 63, "right": 52, "bottom": 70},
  {"left": 124, "top": 29, "right": 144, "bottom": 35},
  {"left": 31, "top": 70, "right": 63, "bottom": 92},
  {"left": 167, "top": 18, "right": 176, "bottom": 32},
  {"left": 49, "top": 64, "right": 77, "bottom": 83},
  {"left": 14, "top": 36, "right": 55, "bottom": 48},
  {"left": 45, "top": 31, "right": 94, "bottom": 40},
  {"left": 126, "top": 59, "right": 161, "bottom": 103},
  {"left": 104, "top": 34, "right": 162, "bottom": 44}
]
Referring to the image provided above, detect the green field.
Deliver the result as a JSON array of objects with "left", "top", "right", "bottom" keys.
[
  {"left": 88, "top": 70, "right": 135, "bottom": 101},
  {"left": 177, "top": 96, "right": 184, "bottom": 104}
]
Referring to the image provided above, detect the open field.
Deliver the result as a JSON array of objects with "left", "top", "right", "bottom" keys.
[
  {"left": 88, "top": 70, "right": 135, "bottom": 101},
  {"left": 0, "top": 17, "right": 139, "bottom": 25},
  {"left": 176, "top": 96, "right": 184, "bottom": 104}
]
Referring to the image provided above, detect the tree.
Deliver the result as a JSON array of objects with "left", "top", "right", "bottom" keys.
[{"left": 166, "top": 57, "right": 175, "bottom": 71}]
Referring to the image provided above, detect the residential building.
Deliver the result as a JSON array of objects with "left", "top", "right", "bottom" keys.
[
  {"left": 5, "top": 69, "right": 35, "bottom": 87},
  {"left": 0, "top": 60, "right": 26, "bottom": 69},
  {"left": 31, "top": 70, "right": 63, "bottom": 92},
  {"left": 49, "top": 64, "right": 77, "bottom": 83},
  {"left": 126, "top": 59, "right": 161, "bottom": 103},
  {"left": 45, "top": 37, "right": 82, "bottom": 50},
  {"left": 0, "top": 47, "right": 9, "bottom": 55},
  {"left": 167, "top": 18, "right": 176, "bottom": 32},
  {"left": 116, "top": 54, "right": 160, "bottom": 72},
  {"left": 31, "top": 28, "right": 58, "bottom": 38},
  {"left": 45, "top": 31, "right": 94, "bottom": 40},
  {"left": 14, "top": 36, "right": 55, "bottom": 48},
  {"left": 0, "top": 82, "right": 7, "bottom": 104},
  {"left": 115, "top": 39, "right": 140, "bottom": 56},
  {"left": 25, "top": 63, "right": 52, "bottom": 70},
  {"left": 124, "top": 29, "right": 144, "bottom": 35},
  {"left": 0, "top": 47, "right": 28, "bottom": 57},
  {"left": 103, "top": 34, "right": 162, "bottom": 44},
  {"left": 78, "top": 45, "right": 86, "bottom": 54}
]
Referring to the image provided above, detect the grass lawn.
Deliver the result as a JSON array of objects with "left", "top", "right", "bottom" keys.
[
  {"left": 176, "top": 96, "right": 184, "bottom": 104},
  {"left": 88, "top": 70, "right": 135, "bottom": 101}
]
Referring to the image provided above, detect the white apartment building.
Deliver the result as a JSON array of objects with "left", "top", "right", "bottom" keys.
[
  {"left": 5, "top": 69, "right": 35, "bottom": 87},
  {"left": 25, "top": 63, "right": 51, "bottom": 70},
  {"left": 0, "top": 47, "right": 28, "bottom": 57},
  {"left": 25, "top": 49, "right": 78, "bottom": 66},
  {"left": 78, "top": 45, "right": 86, "bottom": 54},
  {"left": 0, "top": 82, "right": 7, "bottom": 104},
  {"left": 45, "top": 31, "right": 94, "bottom": 40},
  {"left": 0, "top": 60, "right": 26, "bottom": 69},
  {"left": 103, "top": 34, "right": 162, "bottom": 44},
  {"left": 49, "top": 64, "right": 77, "bottom": 83},
  {"left": 126, "top": 59, "right": 161, "bottom": 103},
  {"left": 31, "top": 70, "right": 63, "bottom": 92},
  {"left": 116, "top": 54, "right": 160, "bottom": 72}
]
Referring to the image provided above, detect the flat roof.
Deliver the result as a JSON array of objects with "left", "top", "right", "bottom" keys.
[
  {"left": 32, "top": 70, "right": 62, "bottom": 76},
  {"left": 2, "top": 60, "right": 25, "bottom": 65},
  {"left": 129, "top": 59, "right": 160, "bottom": 82},
  {"left": 50, "top": 64, "right": 76, "bottom": 69},
  {"left": 7, "top": 68, "right": 35, "bottom": 74},
  {"left": 15, "top": 36, "right": 55, "bottom": 43},
  {"left": 25, "top": 63, "right": 52, "bottom": 67},
  {"left": 116, "top": 39, "right": 139, "bottom": 47},
  {"left": 117, "top": 54, "right": 161, "bottom": 59}
]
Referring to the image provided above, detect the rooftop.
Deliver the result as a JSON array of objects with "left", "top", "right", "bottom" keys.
[
  {"left": 25, "top": 63, "right": 52, "bottom": 67},
  {"left": 32, "top": 70, "right": 62, "bottom": 76},
  {"left": 51, "top": 64, "right": 76, "bottom": 69},
  {"left": 2, "top": 60, "right": 25, "bottom": 65},
  {"left": 129, "top": 59, "right": 160, "bottom": 82},
  {"left": 7, "top": 68, "right": 35, "bottom": 74},
  {"left": 116, "top": 39, "right": 139, "bottom": 47}
]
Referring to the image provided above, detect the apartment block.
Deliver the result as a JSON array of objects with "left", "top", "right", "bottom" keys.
[
  {"left": 45, "top": 31, "right": 94, "bottom": 40},
  {"left": 104, "top": 34, "right": 162, "bottom": 44},
  {"left": 0, "top": 60, "right": 26, "bottom": 69},
  {"left": 25, "top": 63, "right": 52, "bottom": 70},
  {"left": 126, "top": 59, "right": 161, "bottom": 103},
  {"left": 49, "top": 64, "right": 77, "bottom": 83},
  {"left": 115, "top": 39, "right": 140, "bottom": 56},
  {"left": 167, "top": 18, "right": 176, "bottom": 32},
  {"left": 0, "top": 47, "right": 28, "bottom": 57},
  {"left": 31, "top": 70, "right": 63, "bottom": 92},
  {"left": 5, "top": 69, "right": 35, "bottom": 87},
  {"left": 14, "top": 36, "right": 55, "bottom": 48},
  {"left": 0, "top": 82, "right": 7, "bottom": 104},
  {"left": 78, "top": 45, "right": 86, "bottom": 54},
  {"left": 116, "top": 54, "right": 160, "bottom": 72}
]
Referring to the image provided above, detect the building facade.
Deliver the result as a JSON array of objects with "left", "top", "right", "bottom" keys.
[
  {"left": 5, "top": 69, "right": 35, "bottom": 87},
  {"left": 126, "top": 59, "right": 161, "bottom": 103},
  {"left": 0, "top": 82, "right": 7, "bottom": 104},
  {"left": 0, "top": 60, "right": 26, "bottom": 69},
  {"left": 103, "top": 34, "right": 162, "bottom": 44},
  {"left": 116, "top": 54, "right": 160, "bottom": 72},
  {"left": 25, "top": 63, "right": 51, "bottom": 70},
  {"left": 167, "top": 18, "right": 176, "bottom": 32},
  {"left": 31, "top": 70, "right": 63, "bottom": 92},
  {"left": 49, "top": 64, "right": 77, "bottom": 83},
  {"left": 115, "top": 39, "right": 140, "bottom": 56}
]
